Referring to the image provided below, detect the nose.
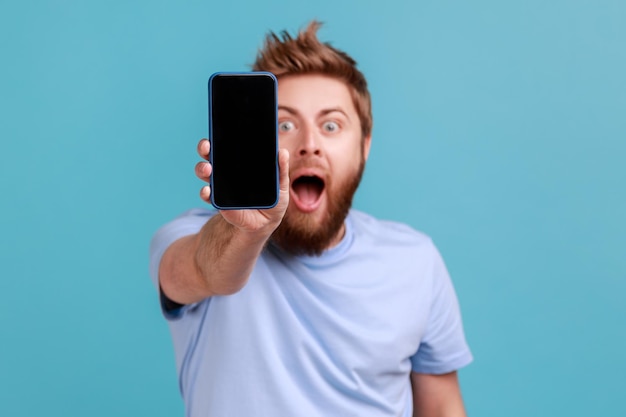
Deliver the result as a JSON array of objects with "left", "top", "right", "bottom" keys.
[{"left": 297, "top": 125, "right": 321, "bottom": 157}]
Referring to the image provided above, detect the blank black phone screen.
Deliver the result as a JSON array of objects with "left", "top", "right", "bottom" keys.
[{"left": 209, "top": 73, "right": 278, "bottom": 209}]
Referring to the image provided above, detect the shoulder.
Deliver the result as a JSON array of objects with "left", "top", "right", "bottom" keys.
[
  {"left": 149, "top": 208, "right": 217, "bottom": 289},
  {"left": 155, "top": 208, "right": 216, "bottom": 235},
  {"left": 349, "top": 209, "right": 435, "bottom": 251},
  {"left": 171, "top": 207, "right": 217, "bottom": 223},
  {"left": 150, "top": 207, "right": 217, "bottom": 254},
  {"left": 347, "top": 210, "right": 446, "bottom": 286}
]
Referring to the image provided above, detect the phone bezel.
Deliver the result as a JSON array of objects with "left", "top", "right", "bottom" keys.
[{"left": 208, "top": 71, "right": 279, "bottom": 210}]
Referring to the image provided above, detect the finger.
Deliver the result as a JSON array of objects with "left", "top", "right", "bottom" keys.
[
  {"left": 197, "top": 139, "right": 210, "bottom": 160},
  {"left": 278, "top": 148, "right": 290, "bottom": 194},
  {"left": 199, "top": 185, "right": 211, "bottom": 203},
  {"left": 195, "top": 161, "right": 212, "bottom": 182}
]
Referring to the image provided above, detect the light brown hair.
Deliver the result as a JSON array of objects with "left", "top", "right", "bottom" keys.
[{"left": 252, "top": 21, "right": 373, "bottom": 138}]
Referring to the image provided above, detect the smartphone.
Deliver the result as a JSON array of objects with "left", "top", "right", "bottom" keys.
[{"left": 208, "top": 72, "right": 279, "bottom": 209}]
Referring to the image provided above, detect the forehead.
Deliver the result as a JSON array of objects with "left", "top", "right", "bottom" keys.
[{"left": 277, "top": 74, "right": 356, "bottom": 116}]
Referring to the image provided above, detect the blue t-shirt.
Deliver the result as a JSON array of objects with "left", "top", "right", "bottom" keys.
[{"left": 149, "top": 208, "right": 472, "bottom": 417}]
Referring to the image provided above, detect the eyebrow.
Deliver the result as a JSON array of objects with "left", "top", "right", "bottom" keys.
[
  {"left": 277, "top": 105, "right": 299, "bottom": 115},
  {"left": 319, "top": 108, "right": 349, "bottom": 119},
  {"left": 278, "top": 105, "right": 350, "bottom": 120}
]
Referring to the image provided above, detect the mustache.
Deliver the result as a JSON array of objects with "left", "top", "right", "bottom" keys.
[{"left": 288, "top": 161, "right": 328, "bottom": 175}]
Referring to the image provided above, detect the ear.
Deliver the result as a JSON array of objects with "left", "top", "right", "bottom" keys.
[{"left": 362, "top": 134, "right": 372, "bottom": 162}]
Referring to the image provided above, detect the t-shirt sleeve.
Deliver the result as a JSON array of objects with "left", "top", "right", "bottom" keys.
[
  {"left": 148, "top": 208, "right": 216, "bottom": 318},
  {"left": 410, "top": 243, "right": 473, "bottom": 374}
]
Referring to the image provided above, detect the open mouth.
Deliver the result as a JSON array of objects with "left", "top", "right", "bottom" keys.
[{"left": 291, "top": 175, "right": 325, "bottom": 211}]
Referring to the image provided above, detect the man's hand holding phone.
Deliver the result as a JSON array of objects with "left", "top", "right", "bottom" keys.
[{"left": 195, "top": 138, "right": 290, "bottom": 239}]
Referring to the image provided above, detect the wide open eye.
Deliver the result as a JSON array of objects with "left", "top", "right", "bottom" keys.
[
  {"left": 279, "top": 120, "right": 295, "bottom": 133},
  {"left": 322, "top": 121, "right": 339, "bottom": 133}
]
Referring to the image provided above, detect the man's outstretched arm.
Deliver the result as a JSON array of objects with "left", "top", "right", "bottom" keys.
[{"left": 158, "top": 139, "right": 290, "bottom": 305}]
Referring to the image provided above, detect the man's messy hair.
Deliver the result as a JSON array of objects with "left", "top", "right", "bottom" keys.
[{"left": 253, "top": 21, "right": 373, "bottom": 138}]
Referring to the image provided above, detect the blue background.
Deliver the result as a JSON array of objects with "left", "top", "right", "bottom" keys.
[{"left": 1, "top": 0, "right": 624, "bottom": 416}]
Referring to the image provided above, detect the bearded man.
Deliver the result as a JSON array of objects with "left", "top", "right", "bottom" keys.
[{"left": 149, "top": 21, "right": 472, "bottom": 417}]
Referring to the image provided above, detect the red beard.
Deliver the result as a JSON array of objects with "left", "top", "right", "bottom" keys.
[{"left": 271, "top": 158, "right": 365, "bottom": 256}]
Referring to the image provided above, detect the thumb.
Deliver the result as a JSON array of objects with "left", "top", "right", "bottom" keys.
[{"left": 278, "top": 148, "right": 290, "bottom": 195}]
